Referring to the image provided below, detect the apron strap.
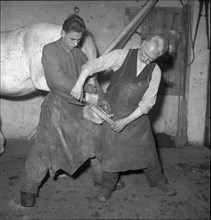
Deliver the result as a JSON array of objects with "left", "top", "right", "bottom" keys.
[{"left": 119, "top": 49, "right": 136, "bottom": 79}]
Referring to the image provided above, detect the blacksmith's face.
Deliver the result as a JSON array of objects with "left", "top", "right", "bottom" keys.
[
  {"left": 139, "top": 41, "right": 158, "bottom": 65},
  {"left": 62, "top": 30, "right": 83, "bottom": 50}
]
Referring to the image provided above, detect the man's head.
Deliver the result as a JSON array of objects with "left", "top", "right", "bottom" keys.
[
  {"left": 139, "top": 34, "right": 168, "bottom": 65},
  {"left": 61, "top": 14, "right": 86, "bottom": 50}
]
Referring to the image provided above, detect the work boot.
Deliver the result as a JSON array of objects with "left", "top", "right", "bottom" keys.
[
  {"left": 154, "top": 182, "right": 177, "bottom": 196},
  {"left": 97, "top": 187, "right": 113, "bottom": 203},
  {"left": 94, "top": 179, "right": 125, "bottom": 190},
  {"left": 20, "top": 191, "right": 36, "bottom": 207},
  {"left": 115, "top": 179, "right": 125, "bottom": 190}
]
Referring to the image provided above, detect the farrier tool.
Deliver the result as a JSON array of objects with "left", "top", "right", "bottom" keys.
[
  {"left": 82, "top": 94, "right": 115, "bottom": 125},
  {"left": 88, "top": 103, "right": 115, "bottom": 125}
]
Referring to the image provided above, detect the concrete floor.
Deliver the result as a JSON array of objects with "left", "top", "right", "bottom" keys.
[{"left": 0, "top": 138, "right": 210, "bottom": 220}]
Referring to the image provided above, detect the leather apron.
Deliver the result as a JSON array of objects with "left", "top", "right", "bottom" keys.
[
  {"left": 30, "top": 47, "right": 102, "bottom": 176},
  {"left": 101, "top": 49, "right": 158, "bottom": 172}
]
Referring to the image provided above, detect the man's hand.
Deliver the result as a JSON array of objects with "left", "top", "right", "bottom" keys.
[
  {"left": 84, "top": 83, "right": 97, "bottom": 94},
  {"left": 111, "top": 118, "right": 129, "bottom": 132},
  {"left": 71, "top": 82, "right": 84, "bottom": 102}
]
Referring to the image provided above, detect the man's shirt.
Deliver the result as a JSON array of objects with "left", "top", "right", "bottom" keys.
[{"left": 42, "top": 37, "right": 87, "bottom": 104}]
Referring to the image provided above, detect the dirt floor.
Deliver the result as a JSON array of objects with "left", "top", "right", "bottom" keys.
[{"left": 0, "top": 137, "right": 210, "bottom": 220}]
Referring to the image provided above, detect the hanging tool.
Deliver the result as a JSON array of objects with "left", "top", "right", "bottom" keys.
[{"left": 193, "top": 0, "right": 210, "bottom": 49}]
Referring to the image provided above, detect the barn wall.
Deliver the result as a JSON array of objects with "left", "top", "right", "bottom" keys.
[{"left": 0, "top": 1, "right": 209, "bottom": 146}]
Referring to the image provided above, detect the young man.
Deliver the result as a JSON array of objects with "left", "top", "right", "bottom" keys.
[
  {"left": 20, "top": 14, "right": 104, "bottom": 207},
  {"left": 71, "top": 34, "right": 177, "bottom": 203}
]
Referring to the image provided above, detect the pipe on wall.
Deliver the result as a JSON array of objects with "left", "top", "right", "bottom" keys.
[{"left": 102, "top": 0, "right": 159, "bottom": 55}]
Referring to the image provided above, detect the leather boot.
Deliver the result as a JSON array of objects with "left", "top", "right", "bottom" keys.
[
  {"left": 97, "top": 187, "right": 113, "bottom": 203},
  {"left": 20, "top": 191, "right": 36, "bottom": 207},
  {"left": 155, "top": 182, "right": 177, "bottom": 196},
  {"left": 115, "top": 179, "right": 125, "bottom": 190}
]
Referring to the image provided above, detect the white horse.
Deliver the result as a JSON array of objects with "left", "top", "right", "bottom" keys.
[{"left": 0, "top": 23, "right": 98, "bottom": 155}]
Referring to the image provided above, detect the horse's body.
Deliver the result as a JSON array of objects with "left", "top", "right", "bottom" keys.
[
  {"left": 1, "top": 23, "right": 97, "bottom": 96},
  {"left": 0, "top": 23, "right": 97, "bottom": 154}
]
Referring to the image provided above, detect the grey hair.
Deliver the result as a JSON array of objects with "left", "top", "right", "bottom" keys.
[{"left": 145, "top": 34, "right": 169, "bottom": 57}]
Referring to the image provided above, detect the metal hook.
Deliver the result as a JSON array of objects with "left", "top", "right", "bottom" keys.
[{"left": 74, "top": 6, "right": 80, "bottom": 14}]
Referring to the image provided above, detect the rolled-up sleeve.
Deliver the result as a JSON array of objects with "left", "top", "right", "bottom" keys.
[
  {"left": 81, "top": 49, "right": 129, "bottom": 76},
  {"left": 42, "top": 45, "right": 76, "bottom": 92},
  {"left": 138, "top": 64, "right": 161, "bottom": 114}
]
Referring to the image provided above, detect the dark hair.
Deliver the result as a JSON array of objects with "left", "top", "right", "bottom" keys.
[{"left": 62, "top": 14, "right": 86, "bottom": 33}]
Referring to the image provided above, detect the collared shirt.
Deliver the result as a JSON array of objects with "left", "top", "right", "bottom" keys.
[{"left": 81, "top": 49, "right": 161, "bottom": 114}]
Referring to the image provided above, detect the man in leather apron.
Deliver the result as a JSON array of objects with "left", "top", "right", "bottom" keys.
[
  {"left": 20, "top": 14, "right": 105, "bottom": 207},
  {"left": 71, "top": 34, "right": 177, "bottom": 203}
]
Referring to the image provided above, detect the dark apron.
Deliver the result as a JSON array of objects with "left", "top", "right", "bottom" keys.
[
  {"left": 31, "top": 47, "right": 102, "bottom": 176},
  {"left": 101, "top": 49, "right": 158, "bottom": 172}
]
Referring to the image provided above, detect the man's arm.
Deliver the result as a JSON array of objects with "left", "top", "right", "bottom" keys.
[
  {"left": 71, "top": 49, "right": 128, "bottom": 100},
  {"left": 42, "top": 44, "right": 76, "bottom": 92},
  {"left": 137, "top": 64, "right": 161, "bottom": 114}
]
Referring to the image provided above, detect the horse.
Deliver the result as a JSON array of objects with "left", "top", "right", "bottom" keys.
[{"left": 0, "top": 23, "right": 97, "bottom": 155}]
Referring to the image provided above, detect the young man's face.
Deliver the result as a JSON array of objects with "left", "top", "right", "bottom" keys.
[
  {"left": 139, "top": 41, "right": 158, "bottom": 65},
  {"left": 62, "top": 30, "right": 83, "bottom": 50}
]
